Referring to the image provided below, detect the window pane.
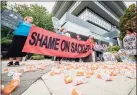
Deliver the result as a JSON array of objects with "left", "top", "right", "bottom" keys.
[{"left": 78, "top": 9, "right": 114, "bottom": 31}]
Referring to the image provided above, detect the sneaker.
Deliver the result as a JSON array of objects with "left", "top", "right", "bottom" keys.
[
  {"left": 7, "top": 62, "right": 13, "bottom": 66},
  {"left": 14, "top": 61, "right": 20, "bottom": 66}
]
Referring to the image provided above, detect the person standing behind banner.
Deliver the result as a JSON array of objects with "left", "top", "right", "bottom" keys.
[
  {"left": 83, "top": 35, "right": 95, "bottom": 62},
  {"left": 7, "top": 16, "right": 34, "bottom": 66},
  {"left": 125, "top": 28, "right": 137, "bottom": 59},
  {"left": 88, "top": 35, "right": 95, "bottom": 62},
  {"left": 62, "top": 29, "right": 71, "bottom": 37},
  {"left": 55, "top": 27, "right": 65, "bottom": 63},
  {"left": 126, "top": 28, "right": 136, "bottom": 38},
  {"left": 62, "top": 29, "right": 71, "bottom": 61},
  {"left": 75, "top": 34, "right": 81, "bottom": 62},
  {"left": 56, "top": 27, "right": 64, "bottom": 35}
]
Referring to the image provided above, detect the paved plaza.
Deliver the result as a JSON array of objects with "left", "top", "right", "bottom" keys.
[{"left": 1, "top": 60, "right": 136, "bottom": 95}]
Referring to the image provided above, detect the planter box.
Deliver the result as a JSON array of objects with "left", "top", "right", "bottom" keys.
[{"left": 113, "top": 53, "right": 122, "bottom": 62}]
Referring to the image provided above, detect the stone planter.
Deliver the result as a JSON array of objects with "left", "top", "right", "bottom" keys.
[{"left": 113, "top": 53, "right": 122, "bottom": 62}]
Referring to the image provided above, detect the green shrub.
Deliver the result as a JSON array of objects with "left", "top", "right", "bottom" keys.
[
  {"left": 107, "top": 46, "right": 120, "bottom": 53},
  {"left": 1, "top": 37, "right": 12, "bottom": 45},
  {"left": 6, "top": 34, "right": 14, "bottom": 39},
  {"left": 1, "top": 26, "right": 10, "bottom": 38},
  {"left": 30, "top": 54, "right": 45, "bottom": 60}
]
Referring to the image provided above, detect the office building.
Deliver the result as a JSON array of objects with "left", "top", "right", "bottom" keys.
[{"left": 52, "top": 1, "right": 126, "bottom": 46}]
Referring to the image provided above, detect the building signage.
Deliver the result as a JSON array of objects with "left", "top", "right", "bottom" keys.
[{"left": 1, "top": 10, "right": 23, "bottom": 29}]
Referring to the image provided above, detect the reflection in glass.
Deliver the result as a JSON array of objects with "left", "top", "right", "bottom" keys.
[{"left": 78, "top": 8, "right": 113, "bottom": 31}]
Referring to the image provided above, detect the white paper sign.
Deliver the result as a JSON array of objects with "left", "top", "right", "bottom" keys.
[
  {"left": 118, "top": 49, "right": 136, "bottom": 63},
  {"left": 123, "top": 35, "right": 136, "bottom": 49},
  {"left": 103, "top": 52, "right": 117, "bottom": 62},
  {"left": 94, "top": 44, "right": 103, "bottom": 51},
  {"left": 123, "top": 35, "right": 136, "bottom": 55}
]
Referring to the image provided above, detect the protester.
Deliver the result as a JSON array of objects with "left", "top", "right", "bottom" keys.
[
  {"left": 76, "top": 34, "right": 81, "bottom": 40},
  {"left": 7, "top": 16, "right": 34, "bottom": 66},
  {"left": 125, "top": 28, "right": 137, "bottom": 59},
  {"left": 62, "top": 29, "right": 71, "bottom": 61},
  {"left": 75, "top": 34, "right": 81, "bottom": 62},
  {"left": 96, "top": 44, "right": 103, "bottom": 61},
  {"left": 126, "top": 28, "right": 136, "bottom": 36},
  {"left": 87, "top": 35, "right": 95, "bottom": 45},
  {"left": 55, "top": 27, "right": 65, "bottom": 63},
  {"left": 82, "top": 35, "right": 95, "bottom": 62},
  {"left": 88, "top": 35, "right": 95, "bottom": 62},
  {"left": 56, "top": 27, "right": 64, "bottom": 35},
  {"left": 126, "top": 28, "right": 133, "bottom": 36},
  {"left": 62, "top": 29, "right": 71, "bottom": 37}
]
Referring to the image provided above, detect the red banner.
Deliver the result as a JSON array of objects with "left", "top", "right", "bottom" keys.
[{"left": 22, "top": 26, "right": 93, "bottom": 58}]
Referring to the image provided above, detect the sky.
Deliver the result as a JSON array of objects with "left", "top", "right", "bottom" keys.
[
  {"left": 7, "top": 2, "right": 55, "bottom": 12},
  {"left": 7, "top": 2, "right": 136, "bottom": 13}
]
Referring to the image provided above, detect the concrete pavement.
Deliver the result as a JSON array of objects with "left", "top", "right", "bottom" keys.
[
  {"left": 1, "top": 60, "right": 136, "bottom": 95},
  {"left": 40, "top": 68, "right": 136, "bottom": 95},
  {"left": 22, "top": 79, "right": 51, "bottom": 95}
]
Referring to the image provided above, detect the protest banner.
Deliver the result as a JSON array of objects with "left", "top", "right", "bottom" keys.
[{"left": 22, "top": 26, "right": 93, "bottom": 58}]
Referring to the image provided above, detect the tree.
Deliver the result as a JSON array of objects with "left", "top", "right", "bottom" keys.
[
  {"left": 1, "top": 3, "right": 54, "bottom": 45},
  {"left": 119, "top": 4, "right": 136, "bottom": 40},
  {"left": 9, "top": 4, "right": 54, "bottom": 31},
  {"left": 1, "top": 1, "right": 7, "bottom": 10}
]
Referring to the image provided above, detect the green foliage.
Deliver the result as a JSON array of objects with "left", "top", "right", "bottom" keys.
[
  {"left": 6, "top": 33, "right": 14, "bottom": 39},
  {"left": 1, "top": 3, "right": 54, "bottom": 47},
  {"left": 1, "top": 27, "right": 10, "bottom": 38},
  {"left": 1, "top": 1, "right": 7, "bottom": 10},
  {"left": 107, "top": 46, "right": 120, "bottom": 53},
  {"left": 30, "top": 54, "right": 45, "bottom": 60},
  {"left": 1, "top": 37, "right": 12, "bottom": 45},
  {"left": 1, "top": 27, "right": 13, "bottom": 45},
  {"left": 9, "top": 4, "right": 54, "bottom": 31},
  {"left": 119, "top": 4, "right": 136, "bottom": 40}
]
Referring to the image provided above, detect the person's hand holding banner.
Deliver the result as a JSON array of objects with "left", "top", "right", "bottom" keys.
[{"left": 22, "top": 26, "right": 93, "bottom": 58}]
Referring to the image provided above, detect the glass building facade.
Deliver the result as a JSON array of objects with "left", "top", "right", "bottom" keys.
[
  {"left": 52, "top": 1, "right": 126, "bottom": 61},
  {"left": 59, "top": 12, "right": 117, "bottom": 45},
  {"left": 52, "top": 1, "right": 126, "bottom": 47},
  {"left": 78, "top": 8, "right": 113, "bottom": 31}
]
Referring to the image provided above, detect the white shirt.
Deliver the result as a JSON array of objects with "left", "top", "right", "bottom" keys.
[{"left": 64, "top": 33, "right": 71, "bottom": 37}]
